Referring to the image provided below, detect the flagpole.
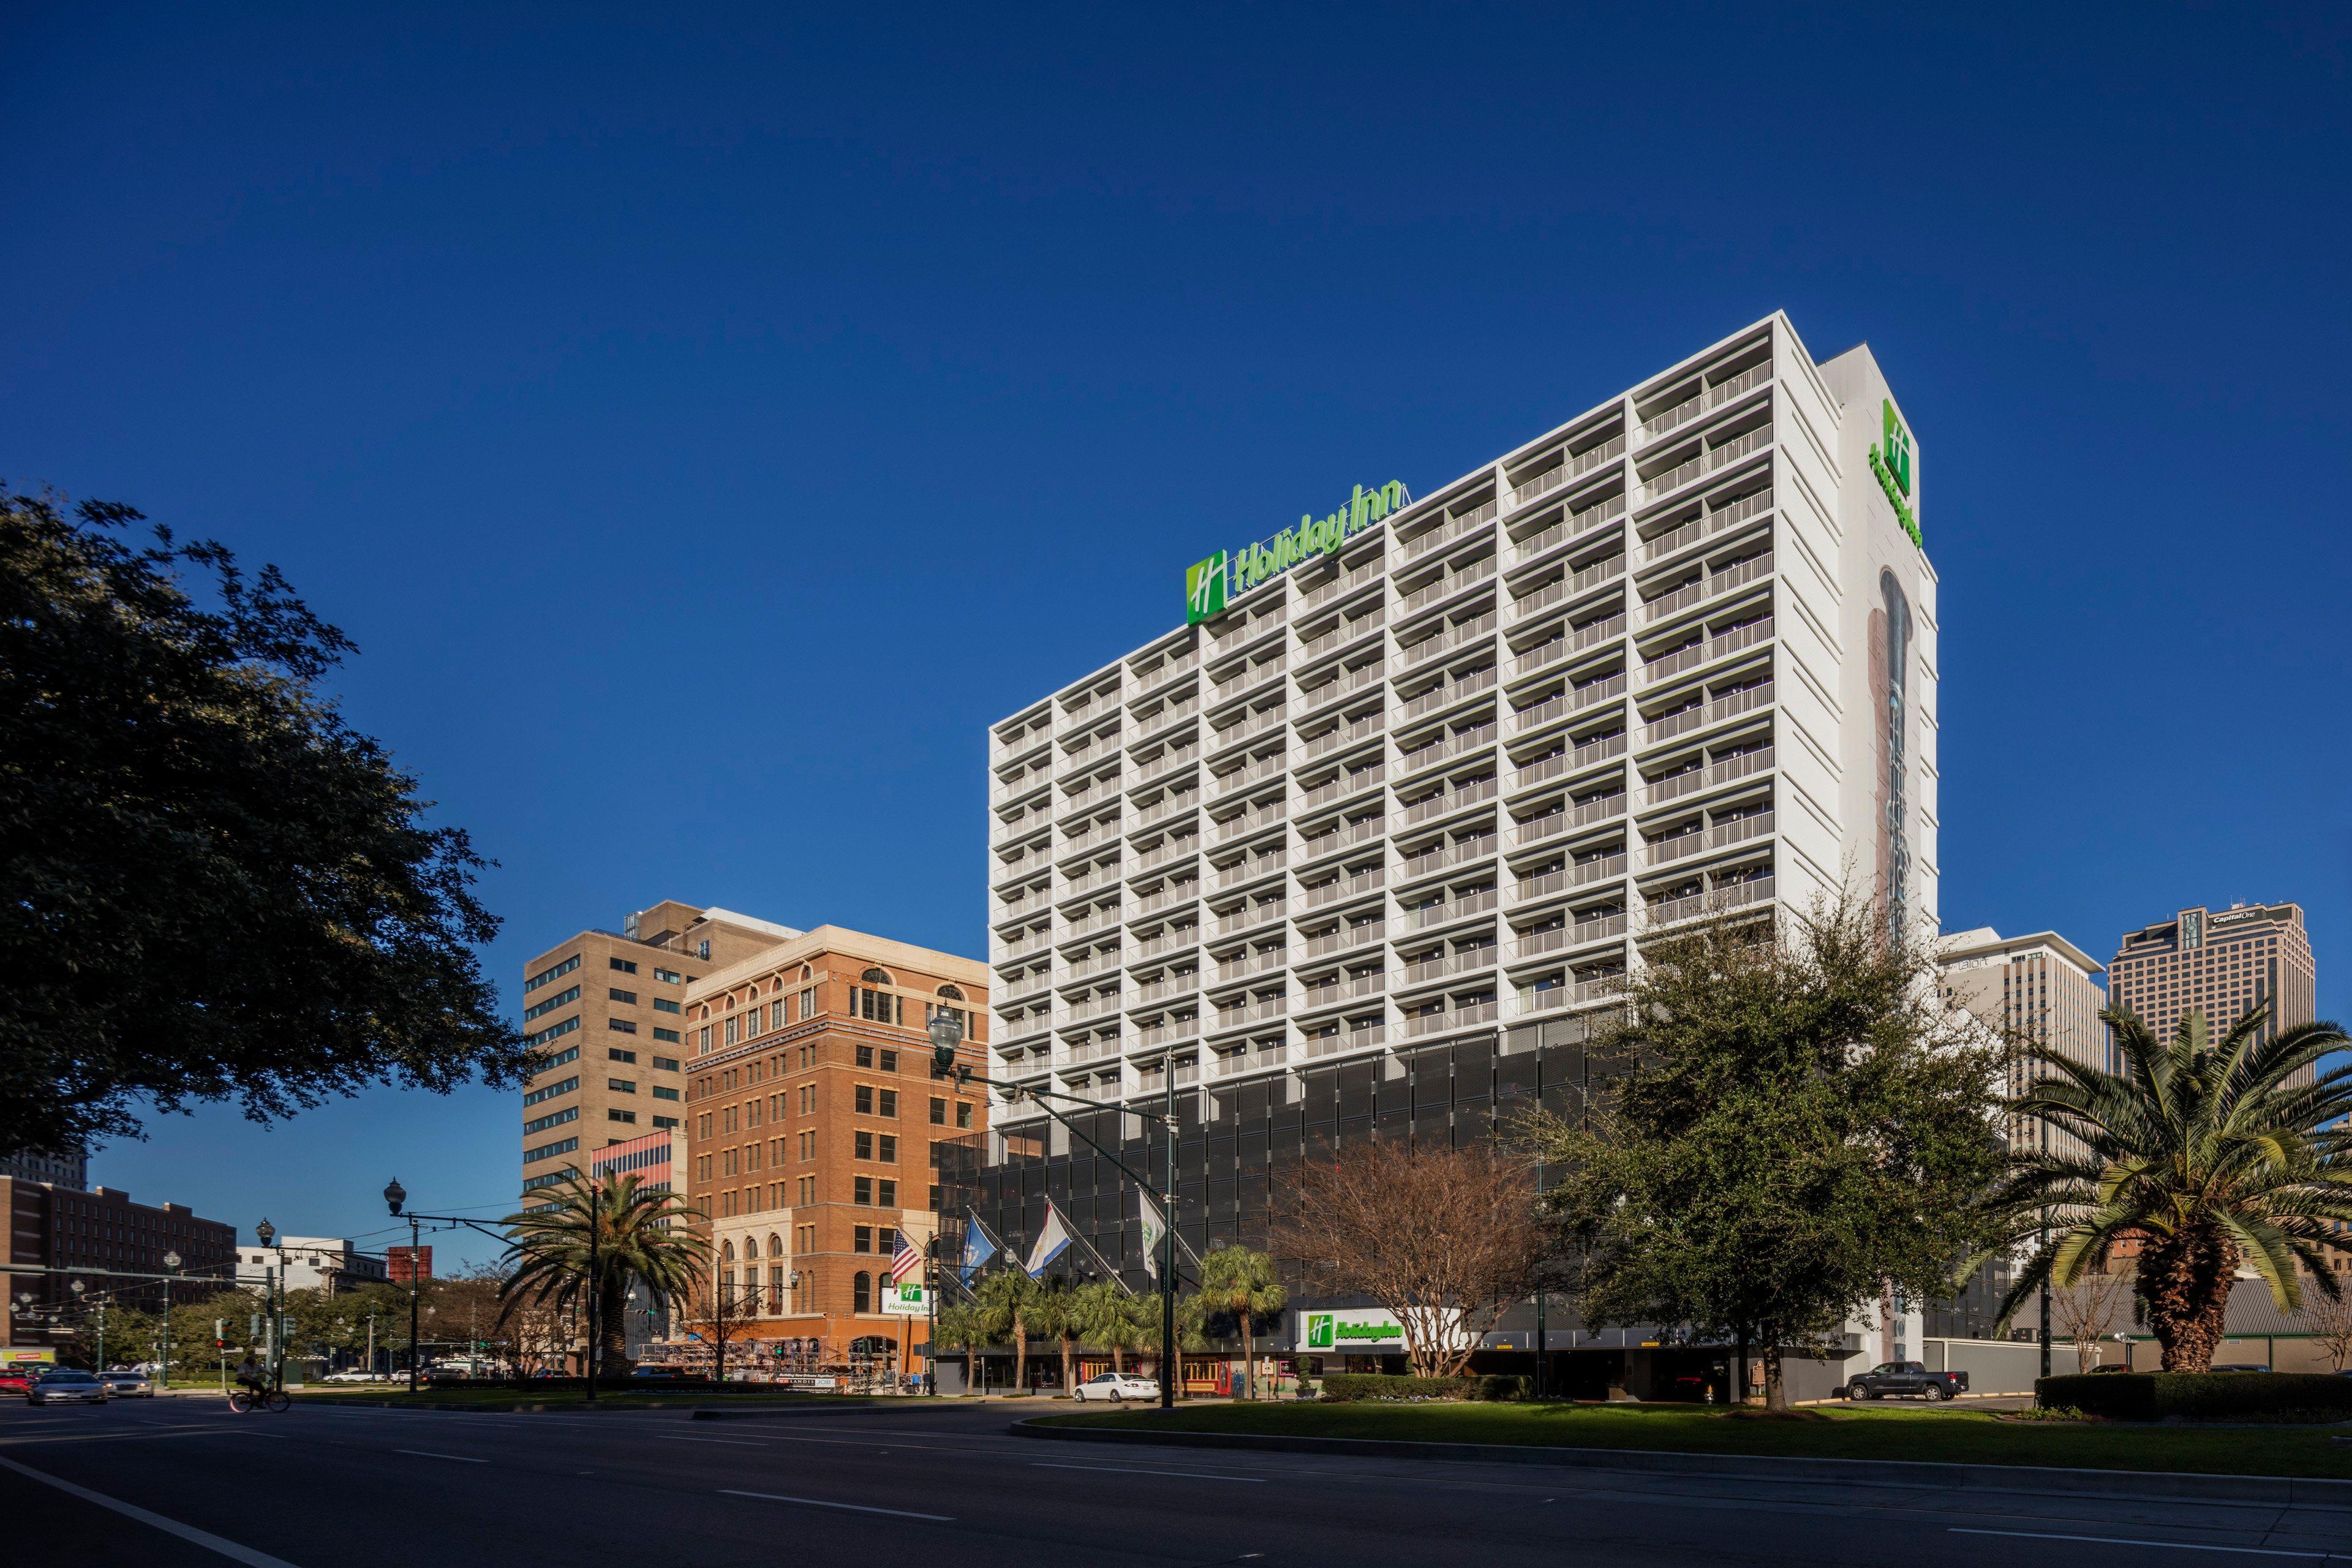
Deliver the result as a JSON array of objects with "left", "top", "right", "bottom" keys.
[{"left": 1161, "top": 1046, "right": 1175, "bottom": 1411}]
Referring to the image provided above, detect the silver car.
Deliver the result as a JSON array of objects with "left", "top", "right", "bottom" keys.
[
  {"left": 27, "top": 1370, "right": 110, "bottom": 1406},
  {"left": 98, "top": 1371, "right": 154, "bottom": 1398}
]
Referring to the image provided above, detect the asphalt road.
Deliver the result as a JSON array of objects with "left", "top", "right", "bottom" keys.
[{"left": 3, "top": 1395, "right": 2348, "bottom": 1567}]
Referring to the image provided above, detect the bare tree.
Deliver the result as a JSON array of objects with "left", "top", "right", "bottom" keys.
[
  {"left": 2049, "top": 1267, "right": 2134, "bottom": 1371},
  {"left": 681, "top": 1267, "right": 757, "bottom": 1384},
  {"left": 1270, "top": 1139, "right": 1547, "bottom": 1378},
  {"left": 2305, "top": 1287, "right": 2352, "bottom": 1373}
]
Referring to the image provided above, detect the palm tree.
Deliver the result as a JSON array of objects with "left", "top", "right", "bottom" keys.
[
  {"left": 1069, "top": 1279, "right": 1151, "bottom": 1374},
  {"left": 972, "top": 1269, "right": 1038, "bottom": 1395},
  {"left": 1030, "top": 1275, "right": 1081, "bottom": 1396},
  {"left": 500, "top": 1173, "right": 707, "bottom": 1377},
  {"left": 1196, "top": 1244, "right": 1287, "bottom": 1400},
  {"left": 933, "top": 1301, "right": 991, "bottom": 1392},
  {"left": 1986, "top": 1003, "right": 2352, "bottom": 1371}
]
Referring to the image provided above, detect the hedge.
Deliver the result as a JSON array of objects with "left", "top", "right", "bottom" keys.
[
  {"left": 2036, "top": 1371, "right": 2352, "bottom": 1422},
  {"left": 1319, "top": 1373, "right": 1534, "bottom": 1403}
]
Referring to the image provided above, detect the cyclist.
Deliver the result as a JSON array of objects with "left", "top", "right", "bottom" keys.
[{"left": 233, "top": 1352, "right": 267, "bottom": 1397}]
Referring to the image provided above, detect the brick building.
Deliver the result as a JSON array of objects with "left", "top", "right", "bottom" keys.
[
  {"left": 680, "top": 927, "right": 989, "bottom": 1383},
  {"left": 2109, "top": 902, "right": 2316, "bottom": 1049},
  {"left": 518, "top": 900, "right": 802, "bottom": 1209},
  {"left": 0, "top": 1178, "right": 237, "bottom": 1351}
]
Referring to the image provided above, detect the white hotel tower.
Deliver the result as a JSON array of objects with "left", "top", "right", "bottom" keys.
[{"left": 984, "top": 313, "right": 1937, "bottom": 1129}]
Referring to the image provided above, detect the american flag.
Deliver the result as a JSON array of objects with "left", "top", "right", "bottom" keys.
[{"left": 889, "top": 1232, "right": 922, "bottom": 1285}]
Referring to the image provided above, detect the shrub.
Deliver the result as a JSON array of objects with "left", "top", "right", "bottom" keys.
[
  {"left": 2037, "top": 1371, "right": 2352, "bottom": 1422},
  {"left": 1319, "top": 1373, "right": 1477, "bottom": 1402},
  {"left": 1474, "top": 1374, "right": 1536, "bottom": 1403}
]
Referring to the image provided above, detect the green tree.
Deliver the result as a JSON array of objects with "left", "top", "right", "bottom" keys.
[
  {"left": 972, "top": 1269, "right": 1038, "bottom": 1394},
  {"left": 1527, "top": 894, "right": 2005, "bottom": 1408},
  {"left": 1068, "top": 1278, "right": 1152, "bottom": 1374},
  {"left": 1983, "top": 1002, "right": 2352, "bottom": 1371},
  {"left": 1028, "top": 1274, "right": 1082, "bottom": 1396},
  {"left": 1194, "top": 1245, "right": 1287, "bottom": 1400},
  {"left": 0, "top": 489, "right": 527, "bottom": 1157},
  {"left": 932, "top": 1301, "right": 992, "bottom": 1391},
  {"left": 500, "top": 1174, "right": 708, "bottom": 1375}
]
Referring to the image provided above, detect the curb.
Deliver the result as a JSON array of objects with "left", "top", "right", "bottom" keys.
[
  {"left": 692, "top": 1400, "right": 952, "bottom": 1421},
  {"left": 1008, "top": 1418, "right": 2352, "bottom": 1508}
]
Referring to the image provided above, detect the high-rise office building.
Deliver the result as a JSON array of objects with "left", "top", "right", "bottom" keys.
[
  {"left": 1939, "top": 927, "right": 2109, "bottom": 1158},
  {"left": 982, "top": 313, "right": 1937, "bottom": 1143},
  {"left": 2108, "top": 902, "right": 2316, "bottom": 1049},
  {"left": 518, "top": 901, "right": 802, "bottom": 1208},
  {"left": 0, "top": 1147, "right": 87, "bottom": 1191},
  {"left": 679, "top": 927, "right": 989, "bottom": 1383}
]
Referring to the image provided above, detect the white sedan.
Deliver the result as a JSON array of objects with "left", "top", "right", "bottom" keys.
[{"left": 1069, "top": 1371, "right": 1159, "bottom": 1404}]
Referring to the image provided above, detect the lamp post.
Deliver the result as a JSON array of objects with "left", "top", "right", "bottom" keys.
[
  {"left": 160, "top": 1251, "right": 179, "bottom": 1390},
  {"left": 383, "top": 1179, "right": 422, "bottom": 1394},
  {"left": 254, "top": 1217, "right": 282, "bottom": 1390}
]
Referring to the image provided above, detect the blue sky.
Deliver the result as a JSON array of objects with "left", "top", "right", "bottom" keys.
[{"left": 6, "top": 6, "right": 2347, "bottom": 1270}]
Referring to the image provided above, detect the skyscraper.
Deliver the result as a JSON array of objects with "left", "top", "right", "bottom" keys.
[
  {"left": 983, "top": 312, "right": 1937, "bottom": 1152},
  {"left": 2108, "top": 902, "right": 2316, "bottom": 1047},
  {"left": 1939, "top": 927, "right": 2109, "bottom": 1159}
]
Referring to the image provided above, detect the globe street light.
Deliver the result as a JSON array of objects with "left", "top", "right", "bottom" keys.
[{"left": 160, "top": 1251, "right": 181, "bottom": 1391}]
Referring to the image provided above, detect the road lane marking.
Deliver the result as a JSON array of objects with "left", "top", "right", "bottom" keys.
[
  {"left": 393, "top": 1449, "right": 488, "bottom": 1464},
  {"left": 0, "top": 1454, "right": 304, "bottom": 1567},
  {"left": 659, "top": 1436, "right": 772, "bottom": 1447},
  {"left": 720, "top": 1489, "right": 954, "bottom": 1521},
  {"left": 1033, "top": 1461, "right": 1265, "bottom": 1482},
  {"left": 1950, "top": 1529, "right": 2335, "bottom": 1559}
]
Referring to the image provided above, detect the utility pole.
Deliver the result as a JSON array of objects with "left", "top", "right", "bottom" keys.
[
  {"left": 1161, "top": 1052, "right": 1176, "bottom": 1412},
  {"left": 585, "top": 1177, "right": 601, "bottom": 1401}
]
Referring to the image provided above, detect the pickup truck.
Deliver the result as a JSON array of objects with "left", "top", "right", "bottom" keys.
[{"left": 1838, "top": 1362, "right": 1969, "bottom": 1402}]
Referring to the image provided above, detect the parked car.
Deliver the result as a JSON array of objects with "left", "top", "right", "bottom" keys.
[
  {"left": 2086, "top": 1363, "right": 2135, "bottom": 1374},
  {"left": 628, "top": 1365, "right": 692, "bottom": 1381},
  {"left": 322, "top": 1370, "right": 388, "bottom": 1384},
  {"left": 1838, "top": 1362, "right": 1969, "bottom": 1402},
  {"left": 27, "top": 1370, "right": 110, "bottom": 1406},
  {"left": 97, "top": 1371, "right": 154, "bottom": 1398},
  {"left": 2208, "top": 1363, "right": 2271, "bottom": 1373},
  {"left": 0, "top": 1369, "right": 42, "bottom": 1395},
  {"left": 1069, "top": 1371, "right": 1160, "bottom": 1404}
]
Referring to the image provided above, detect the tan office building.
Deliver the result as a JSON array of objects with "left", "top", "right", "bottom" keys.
[
  {"left": 518, "top": 902, "right": 801, "bottom": 1208},
  {"left": 1939, "top": 927, "right": 2109, "bottom": 1160},
  {"left": 2109, "top": 902, "right": 2316, "bottom": 1049},
  {"left": 679, "top": 927, "right": 989, "bottom": 1382}
]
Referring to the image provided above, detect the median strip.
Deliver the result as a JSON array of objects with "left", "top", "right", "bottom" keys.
[{"left": 719, "top": 1489, "right": 954, "bottom": 1521}]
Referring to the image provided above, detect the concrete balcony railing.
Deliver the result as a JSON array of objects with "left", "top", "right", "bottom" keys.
[
  {"left": 1507, "top": 913, "right": 1628, "bottom": 960},
  {"left": 1510, "top": 493, "right": 1627, "bottom": 567},
  {"left": 1637, "top": 362, "right": 1771, "bottom": 447},
  {"left": 1646, "top": 873, "right": 1776, "bottom": 927},
  {"left": 1640, "top": 616, "right": 1774, "bottom": 687},
  {"left": 1302, "top": 919, "right": 1384, "bottom": 959},
  {"left": 1639, "top": 422, "right": 1773, "bottom": 505},
  {"left": 1301, "top": 867, "right": 1385, "bottom": 910},
  {"left": 1403, "top": 497, "right": 1499, "bottom": 559},
  {"left": 1510, "top": 431, "right": 1625, "bottom": 511},
  {"left": 1404, "top": 776, "right": 1498, "bottom": 826},
  {"left": 1510, "top": 554, "right": 1626, "bottom": 624},
  {"left": 1398, "top": 557, "right": 1496, "bottom": 616},
  {"left": 1404, "top": 1000, "right": 1500, "bottom": 1038},
  {"left": 1640, "top": 486, "right": 1774, "bottom": 565},
  {"left": 1645, "top": 745, "right": 1774, "bottom": 809}
]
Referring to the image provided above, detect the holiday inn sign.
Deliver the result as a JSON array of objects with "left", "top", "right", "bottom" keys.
[{"left": 1186, "top": 480, "right": 1412, "bottom": 625}]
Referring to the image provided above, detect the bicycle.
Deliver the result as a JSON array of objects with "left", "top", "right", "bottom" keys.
[{"left": 227, "top": 1385, "right": 291, "bottom": 1414}]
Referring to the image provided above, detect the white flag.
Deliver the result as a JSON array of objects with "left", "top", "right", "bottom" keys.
[
  {"left": 1137, "top": 1192, "right": 1167, "bottom": 1282},
  {"left": 1023, "top": 1202, "right": 1074, "bottom": 1278}
]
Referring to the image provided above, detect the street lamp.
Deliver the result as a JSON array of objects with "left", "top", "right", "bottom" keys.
[
  {"left": 255, "top": 1218, "right": 285, "bottom": 1391},
  {"left": 160, "top": 1251, "right": 180, "bottom": 1392}
]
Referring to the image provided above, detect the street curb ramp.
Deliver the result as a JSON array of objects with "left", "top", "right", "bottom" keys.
[{"left": 1008, "top": 1417, "right": 2352, "bottom": 1509}]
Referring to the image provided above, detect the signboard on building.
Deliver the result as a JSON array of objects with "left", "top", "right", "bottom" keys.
[
  {"left": 1295, "top": 1306, "right": 1472, "bottom": 1354},
  {"left": 2, "top": 1348, "right": 57, "bottom": 1365},
  {"left": 1185, "top": 480, "right": 1412, "bottom": 625},
  {"left": 879, "top": 1280, "right": 928, "bottom": 1317}
]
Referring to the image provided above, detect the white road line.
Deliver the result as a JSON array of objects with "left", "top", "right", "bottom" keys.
[
  {"left": 1950, "top": 1528, "right": 2336, "bottom": 1559},
  {"left": 1033, "top": 1461, "right": 1265, "bottom": 1482},
  {"left": 0, "top": 1454, "right": 304, "bottom": 1568},
  {"left": 720, "top": 1489, "right": 955, "bottom": 1521},
  {"left": 659, "top": 1435, "right": 772, "bottom": 1447},
  {"left": 392, "top": 1449, "right": 488, "bottom": 1464}
]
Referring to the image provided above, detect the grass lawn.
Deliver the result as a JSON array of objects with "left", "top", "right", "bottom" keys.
[
  {"left": 1034, "top": 1400, "right": 2352, "bottom": 1480},
  {"left": 287, "top": 1385, "right": 888, "bottom": 1410}
]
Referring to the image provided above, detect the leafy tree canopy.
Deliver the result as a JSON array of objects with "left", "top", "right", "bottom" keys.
[
  {"left": 1526, "top": 893, "right": 2005, "bottom": 1405},
  {"left": 0, "top": 489, "right": 528, "bottom": 1154}
]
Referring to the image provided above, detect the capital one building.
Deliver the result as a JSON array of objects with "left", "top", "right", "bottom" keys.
[{"left": 974, "top": 315, "right": 1937, "bottom": 1385}]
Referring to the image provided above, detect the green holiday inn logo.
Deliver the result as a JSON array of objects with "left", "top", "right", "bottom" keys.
[
  {"left": 1185, "top": 552, "right": 1229, "bottom": 626},
  {"left": 1184, "top": 480, "right": 1411, "bottom": 624},
  {"left": 1868, "top": 399, "right": 1921, "bottom": 548},
  {"left": 1303, "top": 1312, "right": 1401, "bottom": 1348},
  {"left": 1306, "top": 1313, "right": 1333, "bottom": 1349}
]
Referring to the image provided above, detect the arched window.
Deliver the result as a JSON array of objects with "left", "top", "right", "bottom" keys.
[
  {"left": 861, "top": 967, "right": 892, "bottom": 986},
  {"left": 801, "top": 963, "right": 813, "bottom": 980},
  {"left": 767, "top": 1232, "right": 783, "bottom": 1259},
  {"left": 742, "top": 1234, "right": 759, "bottom": 1260},
  {"left": 853, "top": 1271, "right": 873, "bottom": 1314},
  {"left": 936, "top": 983, "right": 965, "bottom": 1001},
  {"left": 853, "top": 970, "right": 901, "bottom": 1024},
  {"left": 721, "top": 1240, "right": 735, "bottom": 1263}
]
